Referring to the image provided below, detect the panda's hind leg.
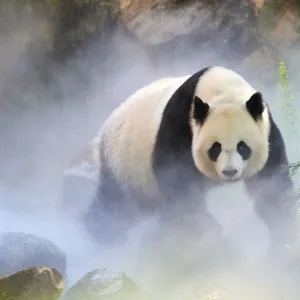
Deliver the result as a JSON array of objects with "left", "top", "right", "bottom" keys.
[{"left": 83, "top": 165, "right": 132, "bottom": 246}]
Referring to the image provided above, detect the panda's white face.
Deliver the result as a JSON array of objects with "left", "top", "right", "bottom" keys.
[{"left": 191, "top": 98, "right": 270, "bottom": 182}]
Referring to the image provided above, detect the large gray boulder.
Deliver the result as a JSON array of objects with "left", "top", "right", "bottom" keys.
[{"left": 0, "top": 232, "right": 67, "bottom": 281}]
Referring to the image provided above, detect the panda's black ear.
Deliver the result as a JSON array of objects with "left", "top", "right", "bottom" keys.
[
  {"left": 193, "top": 96, "right": 209, "bottom": 124},
  {"left": 246, "top": 92, "right": 264, "bottom": 121}
]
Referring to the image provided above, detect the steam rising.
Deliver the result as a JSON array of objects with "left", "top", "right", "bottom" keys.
[{"left": 0, "top": 2, "right": 299, "bottom": 297}]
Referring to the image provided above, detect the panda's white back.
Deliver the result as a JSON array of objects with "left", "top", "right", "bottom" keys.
[{"left": 99, "top": 75, "right": 189, "bottom": 197}]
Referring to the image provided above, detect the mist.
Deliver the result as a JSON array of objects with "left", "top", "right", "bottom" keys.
[{"left": 0, "top": 1, "right": 300, "bottom": 298}]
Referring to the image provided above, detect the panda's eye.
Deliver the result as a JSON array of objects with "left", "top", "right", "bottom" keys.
[
  {"left": 208, "top": 142, "right": 221, "bottom": 161},
  {"left": 237, "top": 141, "right": 251, "bottom": 160}
]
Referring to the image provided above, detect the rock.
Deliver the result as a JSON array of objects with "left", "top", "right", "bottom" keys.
[
  {"left": 61, "top": 138, "right": 99, "bottom": 219},
  {"left": 120, "top": 0, "right": 170, "bottom": 22},
  {"left": 61, "top": 166, "right": 98, "bottom": 219},
  {"left": 0, "top": 266, "right": 64, "bottom": 300},
  {"left": 66, "top": 137, "right": 100, "bottom": 169},
  {"left": 0, "top": 0, "right": 121, "bottom": 61},
  {"left": 238, "top": 0, "right": 300, "bottom": 85},
  {"left": 52, "top": 0, "right": 121, "bottom": 61},
  {"left": 121, "top": 0, "right": 261, "bottom": 68},
  {"left": 61, "top": 269, "right": 151, "bottom": 300},
  {"left": 0, "top": 232, "right": 67, "bottom": 281}
]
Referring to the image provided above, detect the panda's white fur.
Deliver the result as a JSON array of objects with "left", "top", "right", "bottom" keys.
[
  {"left": 99, "top": 66, "right": 269, "bottom": 197},
  {"left": 86, "top": 65, "right": 296, "bottom": 249},
  {"left": 99, "top": 75, "right": 191, "bottom": 199}
]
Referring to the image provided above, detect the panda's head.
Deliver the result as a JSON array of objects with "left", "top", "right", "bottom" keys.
[{"left": 191, "top": 92, "right": 270, "bottom": 181}]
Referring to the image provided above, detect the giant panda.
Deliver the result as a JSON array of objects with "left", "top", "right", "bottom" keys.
[{"left": 85, "top": 66, "right": 297, "bottom": 254}]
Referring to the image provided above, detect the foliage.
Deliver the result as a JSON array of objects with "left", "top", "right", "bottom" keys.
[{"left": 278, "top": 61, "right": 300, "bottom": 177}]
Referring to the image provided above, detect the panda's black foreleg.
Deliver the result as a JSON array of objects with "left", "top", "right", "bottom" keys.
[
  {"left": 152, "top": 154, "right": 223, "bottom": 252},
  {"left": 245, "top": 171, "right": 298, "bottom": 260},
  {"left": 245, "top": 117, "right": 298, "bottom": 264},
  {"left": 154, "top": 173, "right": 223, "bottom": 245}
]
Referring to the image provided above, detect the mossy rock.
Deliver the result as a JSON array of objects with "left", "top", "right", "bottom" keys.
[
  {"left": 0, "top": 266, "right": 64, "bottom": 300},
  {"left": 61, "top": 269, "right": 152, "bottom": 300}
]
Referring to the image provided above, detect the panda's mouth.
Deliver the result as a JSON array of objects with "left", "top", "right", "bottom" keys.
[{"left": 220, "top": 175, "right": 241, "bottom": 182}]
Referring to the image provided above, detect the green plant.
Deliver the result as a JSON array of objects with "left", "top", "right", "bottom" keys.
[
  {"left": 278, "top": 61, "right": 300, "bottom": 177},
  {"left": 279, "top": 61, "right": 297, "bottom": 127},
  {"left": 278, "top": 61, "right": 300, "bottom": 255}
]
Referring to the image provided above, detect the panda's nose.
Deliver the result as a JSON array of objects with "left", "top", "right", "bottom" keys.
[{"left": 222, "top": 169, "right": 238, "bottom": 177}]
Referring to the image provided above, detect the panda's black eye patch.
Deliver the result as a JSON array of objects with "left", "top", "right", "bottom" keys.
[
  {"left": 237, "top": 141, "right": 251, "bottom": 160},
  {"left": 208, "top": 142, "right": 221, "bottom": 161}
]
